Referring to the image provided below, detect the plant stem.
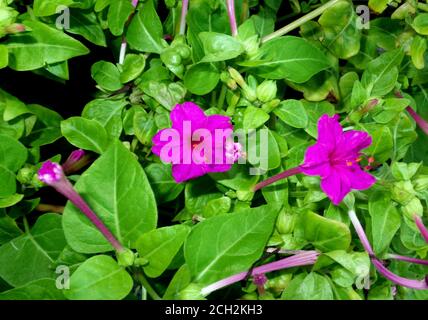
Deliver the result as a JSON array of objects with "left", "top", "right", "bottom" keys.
[
  {"left": 201, "top": 251, "right": 319, "bottom": 296},
  {"left": 58, "top": 178, "right": 124, "bottom": 252},
  {"left": 226, "top": 0, "right": 238, "bottom": 37},
  {"left": 387, "top": 254, "right": 428, "bottom": 266},
  {"left": 414, "top": 214, "right": 428, "bottom": 244},
  {"left": 119, "top": 0, "right": 139, "bottom": 64},
  {"left": 36, "top": 204, "right": 65, "bottom": 214},
  {"left": 253, "top": 166, "right": 302, "bottom": 192},
  {"left": 136, "top": 272, "right": 162, "bottom": 300},
  {"left": 396, "top": 91, "right": 428, "bottom": 135},
  {"left": 179, "top": 0, "right": 189, "bottom": 35},
  {"left": 261, "top": 0, "right": 341, "bottom": 43},
  {"left": 217, "top": 85, "right": 227, "bottom": 110}
]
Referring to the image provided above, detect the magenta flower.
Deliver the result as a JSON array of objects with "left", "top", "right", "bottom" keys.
[
  {"left": 300, "top": 114, "right": 376, "bottom": 205},
  {"left": 254, "top": 114, "right": 376, "bottom": 205},
  {"left": 152, "top": 102, "right": 240, "bottom": 183},
  {"left": 38, "top": 161, "right": 124, "bottom": 252}
]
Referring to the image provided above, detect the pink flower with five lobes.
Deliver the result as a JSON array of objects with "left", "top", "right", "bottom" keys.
[{"left": 151, "top": 102, "right": 242, "bottom": 183}]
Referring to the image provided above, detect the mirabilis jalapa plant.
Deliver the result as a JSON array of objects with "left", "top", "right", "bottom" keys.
[{"left": 1, "top": 0, "right": 428, "bottom": 301}]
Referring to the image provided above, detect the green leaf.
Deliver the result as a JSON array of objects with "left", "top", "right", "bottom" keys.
[
  {"left": 0, "top": 193, "right": 24, "bottom": 208},
  {"left": 0, "top": 214, "right": 67, "bottom": 287},
  {"left": 145, "top": 163, "right": 184, "bottom": 203},
  {"left": 361, "top": 49, "right": 404, "bottom": 97},
  {"left": 369, "top": 192, "right": 401, "bottom": 256},
  {"left": 183, "top": 63, "right": 220, "bottom": 95},
  {"left": 163, "top": 265, "right": 192, "bottom": 299},
  {"left": 0, "top": 134, "right": 27, "bottom": 172},
  {"left": 247, "top": 128, "right": 281, "bottom": 172},
  {"left": 0, "top": 45, "right": 8, "bottom": 69},
  {"left": 63, "top": 140, "right": 157, "bottom": 254},
  {"left": 33, "top": 0, "right": 75, "bottom": 16},
  {"left": 0, "top": 88, "right": 31, "bottom": 121},
  {"left": 136, "top": 225, "right": 190, "bottom": 278},
  {"left": 298, "top": 211, "right": 351, "bottom": 252},
  {"left": 412, "top": 13, "right": 428, "bottom": 36},
  {"left": 0, "top": 279, "right": 65, "bottom": 300},
  {"left": 68, "top": 10, "right": 107, "bottom": 47},
  {"left": 127, "top": 0, "right": 164, "bottom": 54},
  {"left": 184, "top": 204, "right": 281, "bottom": 284},
  {"left": 274, "top": 99, "right": 308, "bottom": 129},
  {"left": 24, "top": 104, "right": 63, "bottom": 147},
  {"left": 120, "top": 54, "right": 146, "bottom": 83},
  {"left": 282, "top": 272, "right": 334, "bottom": 300},
  {"left": 64, "top": 255, "right": 133, "bottom": 300},
  {"left": 108, "top": 0, "right": 134, "bottom": 36},
  {"left": 318, "top": 0, "right": 361, "bottom": 59},
  {"left": 243, "top": 106, "right": 270, "bottom": 130},
  {"left": 5, "top": 20, "right": 89, "bottom": 71},
  {"left": 245, "top": 36, "right": 330, "bottom": 83},
  {"left": 61, "top": 117, "right": 110, "bottom": 154},
  {"left": 82, "top": 99, "right": 127, "bottom": 138},
  {"left": 199, "top": 32, "right": 244, "bottom": 62},
  {"left": 91, "top": 61, "right": 123, "bottom": 92},
  {"left": 0, "top": 213, "right": 22, "bottom": 245}
]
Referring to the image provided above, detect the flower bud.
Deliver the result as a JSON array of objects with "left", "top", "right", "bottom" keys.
[
  {"left": 242, "top": 35, "right": 259, "bottom": 58},
  {"left": 266, "top": 273, "right": 292, "bottom": 294},
  {"left": 401, "top": 197, "right": 423, "bottom": 219},
  {"left": 391, "top": 181, "right": 415, "bottom": 205},
  {"left": 0, "top": 7, "right": 18, "bottom": 29},
  {"left": 177, "top": 284, "right": 205, "bottom": 300},
  {"left": 116, "top": 248, "right": 135, "bottom": 267},
  {"left": 17, "top": 166, "right": 36, "bottom": 185},
  {"left": 413, "top": 175, "right": 428, "bottom": 192},
  {"left": 228, "top": 67, "right": 246, "bottom": 87},
  {"left": 256, "top": 80, "right": 277, "bottom": 103},
  {"left": 276, "top": 210, "right": 296, "bottom": 235}
]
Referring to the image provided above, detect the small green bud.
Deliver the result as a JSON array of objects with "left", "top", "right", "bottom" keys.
[
  {"left": 236, "top": 190, "right": 254, "bottom": 202},
  {"left": 266, "top": 273, "right": 292, "bottom": 293},
  {"left": 228, "top": 67, "right": 246, "bottom": 87},
  {"left": 31, "top": 173, "right": 44, "bottom": 188},
  {"left": 17, "top": 167, "right": 35, "bottom": 185},
  {"left": 401, "top": 197, "right": 423, "bottom": 219},
  {"left": 276, "top": 210, "right": 296, "bottom": 235},
  {"left": 0, "top": 7, "right": 18, "bottom": 28},
  {"left": 256, "top": 80, "right": 277, "bottom": 103},
  {"left": 134, "top": 257, "right": 149, "bottom": 267},
  {"left": 175, "top": 44, "right": 191, "bottom": 60},
  {"left": 177, "top": 284, "right": 205, "bottom": 300},
  {"left": 117, "top": 248, "right": 135, "bottom": 267},
  {"left": 391, "top": 2, "right": 415, "bottom": 20},
  {"left": 391, "top": 162, "right": 421, "bottom": 181},
  {"left": 161, "top": 49, "right": 182, "bottom": 66},
  {"left": 413, "top": 175, "right": 428, "bottom": 192},
  {"left": 242, "top": 35, "right": 259, "bottom": 58},
  {"left": 391, "top": 181, "right": 416, "bottom": 205},
  {"left": 261, "top": 99, "right": 280, "bottom": 113}
]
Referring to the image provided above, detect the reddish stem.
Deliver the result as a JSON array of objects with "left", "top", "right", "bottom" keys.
[{"left": 253, "top": 166, "right": 302, "bottom": 192}]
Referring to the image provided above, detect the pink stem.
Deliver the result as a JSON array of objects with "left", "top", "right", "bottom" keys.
[
  {"left": 395, "top": 91, "right": 428, "bottom": 135},
  {"left": 414, "top": 214, "right": 428, "bottom": 244},
  {"left": 349, "top": 210, "right": 428, "bottom": 290},
  {"left": 54, "top": 178, "right": 124, "bottom": 252},
  {"left": 253, "top": 166, "right": 302, "bottom": 192},
  {"left": 201, "top": 251, "right": 319, "bottom": 296},
  {"left": 226, "top": 0, "right": 238, "bottom": 37},
  {"left": 406, "top": 106, "right": 428, "bottom": 135},
  {"left": 179, "top": 0, "right": 189, "bottom": 35},
  {"left": 387, "top": 254, "right": 428, "bottom": 266}
]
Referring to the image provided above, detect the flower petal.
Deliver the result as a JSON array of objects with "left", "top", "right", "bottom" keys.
[
  {"left": 335, "top": 130, "right": 372, "bottom": 160},
  {"left": 317, "top": 114, "right": 342, "bottom": 149},
  {"left": 172, "top": 163, "right": 207, "bottom": 183},
  {"left": 347, "top": 166, "right": 376, "bottom": 191},
  {"left": 300, "top": 143, "right": 331, "bottom": 178},
  {"left": 320, "top": 170, "right": 351, "bottom": 205},
  {"left": 205, "top": 115, "right": 233, "bottom": 132},
  {"left": 170, "top": 102, "right": 206, "bottom": 130},
  {"left": 152, "top": 128, "right": 181, "bottom": 158}
]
